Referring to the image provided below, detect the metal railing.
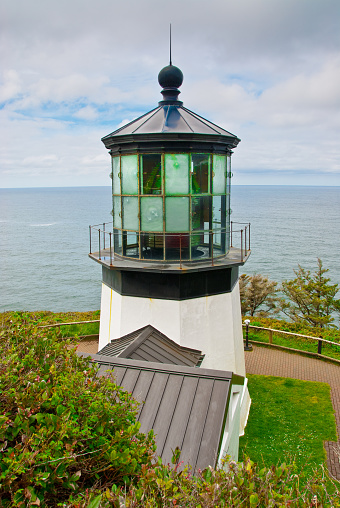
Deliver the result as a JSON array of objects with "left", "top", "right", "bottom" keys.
[
  {"left": 243, "top": 323, "right": 340, "bottom": 360},
  {"left": 230, "top": 221, "right": 251, "bottom": 259},
  {"left": 89, "top": 222, "right": 251, "bottom": 267}
]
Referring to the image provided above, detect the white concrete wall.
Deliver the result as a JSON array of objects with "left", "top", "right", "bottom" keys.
[{"left": 99, "top": 281, "right": 246, "bottom": 376}]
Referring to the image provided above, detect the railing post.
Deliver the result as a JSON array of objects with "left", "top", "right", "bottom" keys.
[
  {"left": 318, "top": 340, "right": 322, "bottom": 354},
  {"left": 89, "top": 226, "right": 92, "bottom": 254},
  {"left": 98, "top": 229, "right": 101, "bottom": 260},
  {"left": 230, "top": 221, "right": 233, "bottom": 247},
  {"left": 248, "top": 223, "right": 251, "bottom": 251},
  {"left": 103, "top": 223, "right": 105, "bottom": 250},
  {"left": 245, "top": 225, "right": 247, "bottom": 253},
  {"left": 240, "top": 229, "right": 243, "bottom": 261},
  {"left": 211, "top": 231, "right": 214, "bottom": 266},
  {"left": 109, "top": 232, "right": 112, "bottom": 266},
  {"left": 268, "top": 330, "right": 273, "bottom": 344},
  {"left": 179, "top": 234, "right": 182, "bottom": 270}
]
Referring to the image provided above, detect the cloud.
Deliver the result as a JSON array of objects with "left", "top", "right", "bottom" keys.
[
  {"left": 0, "top": 0, "right": 339, "bottom": 187},
  {"left": 74, "top": 106, "right": 99, "bottom": 120},
  {"left": 0, "top": 70, "right": 21, "bottom": 102}
]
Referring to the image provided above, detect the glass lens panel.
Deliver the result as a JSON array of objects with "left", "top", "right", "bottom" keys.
[
  {"left": 191, "top": 232, "right": 210, "bottom": 260},
  {"left": 141, "top": 197, "right": 163, "bottom": 231},
  {"left": 191, "top": 154, "right": 210, "bottom": 194},
  {"left": 213, "top": 195, "right": 226, "bottom": 254},
  {"left": 114, "top": 229, "right": 122, "bottom": 255},
  {"left": 165, "top": 234, "right": 190, "bottom": 260},
  {"left": 165, "top": 154, "right": 189, "bottom": 195},
  {"left": 141, "top": 154, "right": 162, "bottom": 194},
  {"left": 212, "top": 195, "right": 222, "bottom": 228},
  {"left": 112, "top": 156, "right": 121, "bottom": 194},
  {"left": 191, "top": 196, "right": 211, "bottom": 231},
  {"left": 122, "top": 197, "right": 139, "bottom": 231},
  {"left": 141, "top": 233, "right": 164, "bottom": 260},
  {"left": 165, "top": 197, "right": 189, "bottom": 232},
  {"left": 121, "top": 155, "right": 138, "bottom": 195},
  {"left": 113, "top": 196, "right": 121, "bottom": 229},
  {"left": 227, "top": 155, "right": 231, "bottom": 195},
  {"left": 212, "top": 155, "right": 226, "bottom": 194},
  {"left": 123, "top": 231, "right": 139, "bottom": 258}
]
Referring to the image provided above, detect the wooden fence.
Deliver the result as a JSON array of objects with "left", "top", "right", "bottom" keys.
[{"left": 243, "top": 323, "right": 340, "bottom": 359}]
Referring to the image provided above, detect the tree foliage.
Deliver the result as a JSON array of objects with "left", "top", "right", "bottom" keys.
[
  {"left": 240, "top": 274, "right": 279, "bottom": 317},
  {"left": 281, "top": 259, "right": 340, "bottom": 329},
  {"left": 0, "top": 313, "right": 155, "bottom": 507}
]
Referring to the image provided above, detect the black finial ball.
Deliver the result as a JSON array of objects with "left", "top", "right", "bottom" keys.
[{"left": 158, "top": 65, "right": 183, "bottom": 88}]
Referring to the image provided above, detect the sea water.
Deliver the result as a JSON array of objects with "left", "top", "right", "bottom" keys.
[{"left": 0, "top": 186, "right": 339, "bottom": 312}]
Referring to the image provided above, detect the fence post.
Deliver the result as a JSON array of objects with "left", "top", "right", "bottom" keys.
[
  {"left": 89, "top": 226, "right": 92, "bottom": 254},
  {"left": 109, "top": 232, "right": 112, "bottom": 266},
  {"left": 98, "top": 229, "right": 101, "bottom": 260},
  {"left": 103, "top": 223, "right": 106, "bottom": 250},
  {"left": 318, "top": 340, "right": 322, "bottom": 354},
  {"left": 268, "top": 330, "right": 273, "bottom": 344},
  {"left": 230, "top": 221, "right": 233, "bottom": 247},
  {"left": 240, "top": 229, "right": 243, "bottom": 261},
  {"left": 248, "top": 223, "right": 251, "bottom": 250}
]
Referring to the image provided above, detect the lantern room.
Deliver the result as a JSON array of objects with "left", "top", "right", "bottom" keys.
[{"left": 101, "top": 64, "right": 241, "bottom": 264}]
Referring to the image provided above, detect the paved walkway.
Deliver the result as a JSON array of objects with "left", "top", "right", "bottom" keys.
[{"left": 245, "top": 345, "right": 340, "bottom": 480}]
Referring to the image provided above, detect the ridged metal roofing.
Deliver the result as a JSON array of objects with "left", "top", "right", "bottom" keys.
[
  {"left": 102, "top": 104, "right": 239, "bottom": 140},
  {"left": 97, "top": 325, "right": 204, "bottom": 367},
  {"left": 81, "top": 352, "right": 241, "bottom": 471}
]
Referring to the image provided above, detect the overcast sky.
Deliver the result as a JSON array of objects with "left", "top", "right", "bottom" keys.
[{"left": 1, "top": 0, "right": 340, "bottom": 187}]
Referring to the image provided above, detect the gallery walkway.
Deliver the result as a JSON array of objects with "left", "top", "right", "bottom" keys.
[{"left": 245, "top": 345, "right": 340, "bottom": 480}]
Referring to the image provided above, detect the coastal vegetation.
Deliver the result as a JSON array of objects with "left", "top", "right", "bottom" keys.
[
  {"left": 1, "top": 313, "right": 340, "bottom": 506},
  {"left": 241, "top": 259, "right": 340, "bottom": 329}
]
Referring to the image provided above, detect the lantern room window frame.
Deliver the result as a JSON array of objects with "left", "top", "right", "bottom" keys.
[{"left": 110, "top": 151, "right": 232, "bottom": 262}]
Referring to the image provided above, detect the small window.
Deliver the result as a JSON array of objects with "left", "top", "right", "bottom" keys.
[
  {"left": 212, "top": 155, "right": 226, "bottom": 194},
  {"left": 112, "top": 156, "right": 121, "bottom": 194},
  {"left": 141, "top": 154, "right": 162, "bottom": 194},
  {"left": 165, "top": 153, "right": 189, "bottom": 195},
  {"left": 191, "top": 154, "right": 210, "bottom": 194},
  {"left": 140, "top": 197, "right": 163, "bottom": 231},
  {"left": 122, "top": 196, "right": 139, "bottom": 231}
]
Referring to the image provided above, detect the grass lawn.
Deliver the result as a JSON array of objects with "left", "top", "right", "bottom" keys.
[
  {"left": 239, "top": 374, "right": 337, "bottom": 479},
  {"left": 0, "top": 310, "right": 100, "bottom": 338}
]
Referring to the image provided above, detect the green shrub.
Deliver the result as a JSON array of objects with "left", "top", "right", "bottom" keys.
[
  {"left": 0, "top": 314, "right": 155, "bottom": 507},
  {"left": 64, "top": 458, "right": 340, "bottom": 507}
]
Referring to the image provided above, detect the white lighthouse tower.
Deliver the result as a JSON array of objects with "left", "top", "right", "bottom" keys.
[{"left": 89, "top": 63, "right": 251, "bottom": 383}]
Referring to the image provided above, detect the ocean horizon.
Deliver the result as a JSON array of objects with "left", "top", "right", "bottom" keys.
[{"left": 1, "top": 185, "right": 339, "bottom": 313}]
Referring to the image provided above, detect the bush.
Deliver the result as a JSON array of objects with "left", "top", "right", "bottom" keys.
[
  {"left": 0, "top": 314, "right": 155, "bottom": 507},
  {"left": 66, "top": 458, "right": 340, "bottom": 507}
]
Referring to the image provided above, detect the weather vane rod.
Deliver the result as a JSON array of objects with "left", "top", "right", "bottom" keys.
[{"left": 169, "top": 24, "right": 172, "bottom": 66}]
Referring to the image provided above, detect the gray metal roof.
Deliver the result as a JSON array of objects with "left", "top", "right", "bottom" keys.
[
  {"left": 102, "top": 104, "right": 239, "bottom": 141},
  {"left": 97, "top": 325, "right": 204, "bottom": 367},
  {"left": 82, "top": 353, "right": 243, "bottom": 471}
]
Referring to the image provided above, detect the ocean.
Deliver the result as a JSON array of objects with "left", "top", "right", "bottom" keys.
[{"left": 1, "top": 186, "right": 339, "bottom": 312}]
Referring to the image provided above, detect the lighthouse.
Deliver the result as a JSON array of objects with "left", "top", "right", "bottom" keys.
[{"left": 89, "top": 62, "right": 251, "bottom": 384}]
